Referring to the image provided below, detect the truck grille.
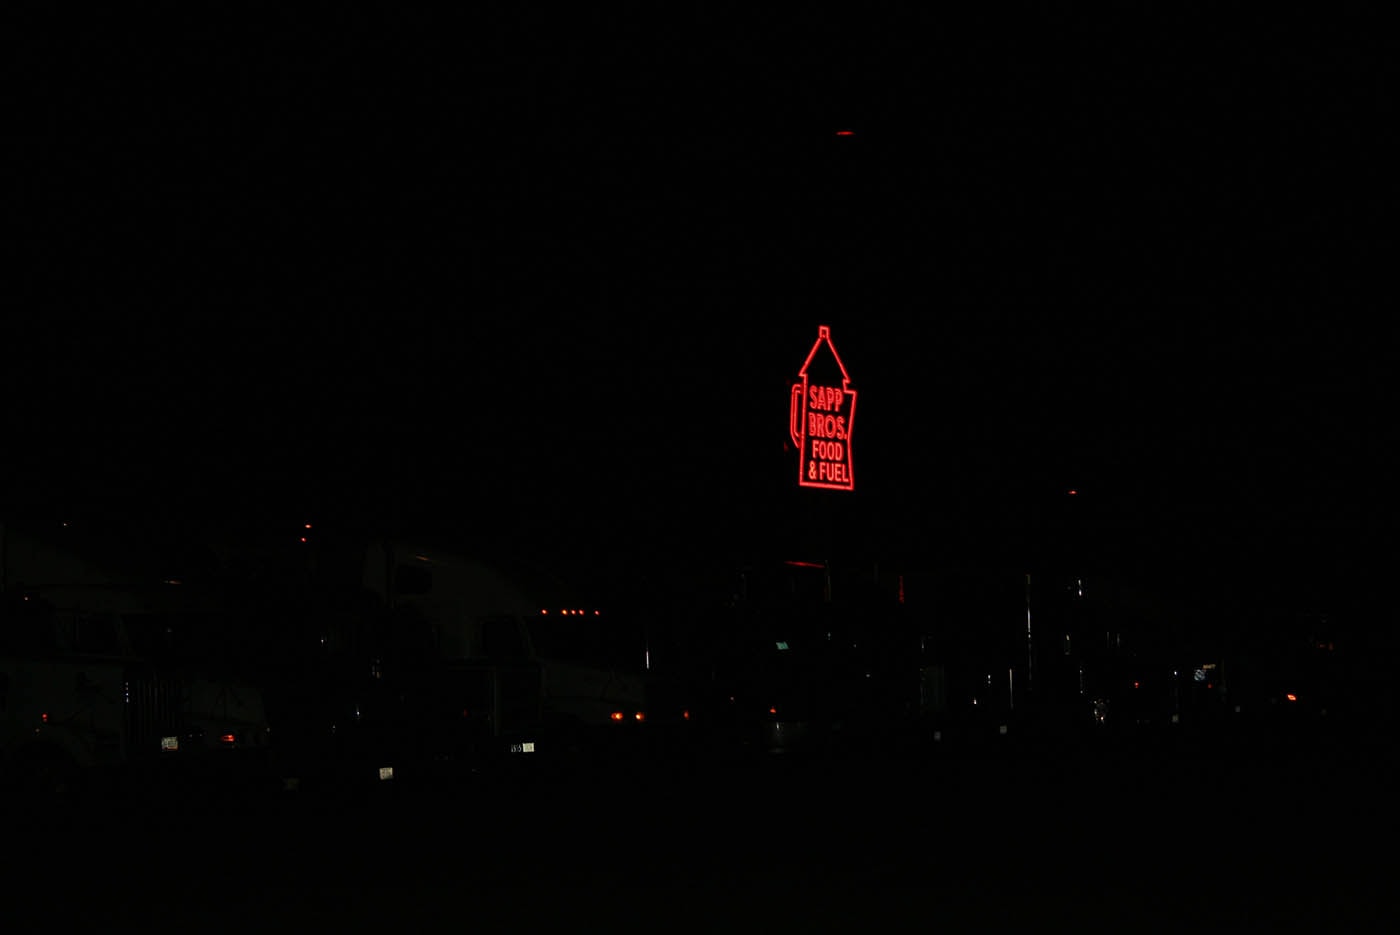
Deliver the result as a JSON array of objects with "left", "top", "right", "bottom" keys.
[{"left": 124, "top": 673, "right": 183, "bottom": 756}]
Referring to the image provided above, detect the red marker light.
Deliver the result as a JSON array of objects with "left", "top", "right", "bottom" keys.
[{"left": 835, "top": 130, "right": 854, "bottom": 136}]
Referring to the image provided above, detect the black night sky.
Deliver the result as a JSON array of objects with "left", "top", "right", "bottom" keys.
[{"left": 9, "top": 9, "right": 1398, "bottom": 629}]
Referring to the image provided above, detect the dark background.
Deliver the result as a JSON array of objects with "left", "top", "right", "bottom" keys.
[{"left": 9, "top": 8, "right": 1397, "bottom": 624}]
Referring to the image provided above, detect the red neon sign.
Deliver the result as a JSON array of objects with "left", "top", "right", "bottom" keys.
[{"left": 790, "top": 325, "right": 857, "bottom": 491}]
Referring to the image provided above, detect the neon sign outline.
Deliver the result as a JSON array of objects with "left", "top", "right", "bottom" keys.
[{"left": 789, "top": 325, "right": 857, "bottom": 491}]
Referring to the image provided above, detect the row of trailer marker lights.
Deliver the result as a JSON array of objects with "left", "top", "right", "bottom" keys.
[{"left": 540, "top": 608, "right": 602, "bottom": 616}]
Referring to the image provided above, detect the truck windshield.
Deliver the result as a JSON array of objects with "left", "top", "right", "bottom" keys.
[
  {"left": 123, "top": 611, "right": 244, "bottom": 666},
  {"left": 529, "top": 613, "right": 643, "bottom": 671}
]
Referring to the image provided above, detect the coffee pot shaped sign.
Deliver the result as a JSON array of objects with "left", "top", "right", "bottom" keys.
[{"left": 789, "top": 325, "right": 857, "bottom": 491}]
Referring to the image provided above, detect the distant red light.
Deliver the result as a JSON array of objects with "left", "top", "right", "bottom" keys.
[
  {"left": 835, "top": 130, "right": 854, "bottom": 136},
  {"left": 1068, "top": 489, "right": 1078, "bottom": 496}
]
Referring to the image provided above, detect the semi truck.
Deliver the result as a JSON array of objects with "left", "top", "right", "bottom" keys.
[
  {"left": 678, "top": 554, "right": 920, "bottom": 759},
  {"left": 242, "top": 535, "right": 549, "bottom": 791},
  {"left": 238, "top": 529, "right": 697, "bottom": 785},
  {"left": 0, "top": 522, "right": 275, "bottom": 802}
]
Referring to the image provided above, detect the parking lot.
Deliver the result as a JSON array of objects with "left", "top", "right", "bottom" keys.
[{"left": 4, "top": 729, "right": 1393, "bottom": 932}]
